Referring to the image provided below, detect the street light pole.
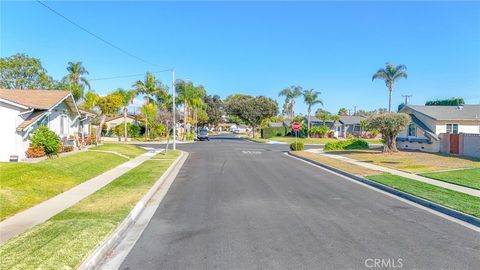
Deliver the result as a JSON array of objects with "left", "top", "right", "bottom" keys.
[{"left": 172, "top": 69, "right": 176, "bottom": 150}]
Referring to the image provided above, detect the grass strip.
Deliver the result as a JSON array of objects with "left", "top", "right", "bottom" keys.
[
  {"left": 0, "top": 151, "right": 127, "bottom": 220},
  {"left": 420, "top": 168, "right": 480, "bottom": 190},
  {"left": 153, "top": 149, "right": 182, "bottom": 159},
  {"left": 0, "top": 151, "right": 181, "bottom": 270},
  {"left": 367, "top": 174, "right": 480, "bottom": 217},
  {"left": 89, "top": 143, "right": 146, "bottom": 158}
]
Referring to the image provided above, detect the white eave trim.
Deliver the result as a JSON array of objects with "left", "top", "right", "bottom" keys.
[{"left": 0, "top": 97, "right": 30, "bottom": 110}]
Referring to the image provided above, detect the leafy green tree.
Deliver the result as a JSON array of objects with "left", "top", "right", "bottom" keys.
[
  {"left": 425, "top": 97, "right": 465, "bottom": 106},
  {"left": 372, "top": 62, "right": 408, "bottom": 112},
  {"left": 338, "top": 107, "right": 349, "bottom": 116},
  {"left": 114, "top": 88, "right": 137, "bottom": 142},
  {"left": 330, "top": 114, "right": 340, "bottom": 126},
  {"left": 225, "top": 95, "right": 278, "bottom": 138},
  {"left": 302, "top": 89, "right": 323, "bottom": 137},
  {"left": 367, "top": 113, "right": 410, "bottom": 153},
  {"left": 0, "top": 53, "right": 56, "bottom": 89},
  {"left": 63, "top": 61, "right": 91, "bottom": 101},
  {"left": 140, "top": 102, "right": 158, "bottom": 138},
  {"left": 315, "top": 112, "right": 331, "bottom": 126},
  {"left": 95, "top": 93, "right": 123, "bottom": 143},
  {"left": 278, "top": 85, "right": 302, "bottom": 119},
  {"left": 81, "top": 90, "right": 100, "bottom": 111},
  {"left": 203, "top": 95, "right": 224, "bottom": 128}
]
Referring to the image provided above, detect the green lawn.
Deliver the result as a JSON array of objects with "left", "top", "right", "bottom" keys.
[
  {"left": 420, "top": 168, "right": 480, "bottom": 190},
  {"left": 250, "top": 136, "right": 383, "bottom": 145},
  {"left": 367, "top": 174, "right": 480, "bottom": 217},
  {"left": 153, "top": 149, "right": 182, "bottom": 159},
  {"left": 0, "top": 151, "right": 181, "bottom": 270},
  {"left": 89, "top": 143, "right": 146, "bottom": 158},
  {"left": 0, "top": 152, "right": 127, "bottom": 220}
]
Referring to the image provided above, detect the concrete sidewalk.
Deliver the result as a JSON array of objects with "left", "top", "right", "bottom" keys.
[
  {"left": 0, "top": 150, "right": 158, "bottom": 244},
  {"left": 311, "top": 150, "right": 480, "bottom": 197}
]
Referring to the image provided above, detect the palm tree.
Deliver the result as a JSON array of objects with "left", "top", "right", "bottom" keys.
[
  {"left": 303, "top": 89, "right": 323, "bottom": 138},
  {"left": 65, "top": 62, "right": 91, "bottom": 101},
  {"left": 133, "top": 72, "right": 166, "bottom": 138},
  {"left": 176, "top": 80, "right": 206, "bottom": 139},
  {"left": 278, "top": 86, "right": 302, "bottom": 119},
  {"left": 372, "top": 62, "right": 408, "bottom": 112},
  {"left": 114, "top": 88, "right": 137, "bottom": 142}
]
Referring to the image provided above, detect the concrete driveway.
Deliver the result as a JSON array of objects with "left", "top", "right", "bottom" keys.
[{"left": 121, "top": 135, "right": 480, "bottom": 269}]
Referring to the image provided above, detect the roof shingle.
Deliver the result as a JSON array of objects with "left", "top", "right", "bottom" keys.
[{"left": 0, "top": 89, "right": 70, "bottom": 109}]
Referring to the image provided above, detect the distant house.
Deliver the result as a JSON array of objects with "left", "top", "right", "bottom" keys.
[
  {"left": 103, "top": 114, "right": 139, "bottom": 135},
  {"left": 304, "top": 115, "right": 365, "bottom": 137},
  {"left": 397, "top": 105, "right": 480, "bottom": 152},
  {"left": 0, "top": 89, "right": 87, "bottom": 162}
]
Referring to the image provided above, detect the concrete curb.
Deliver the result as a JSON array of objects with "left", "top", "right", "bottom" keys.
[
  {"left": 288, "top": 151, "right": 480, "bottom": 228},
  {"left": 78, "top": 151, "right": 189, "bottom": 270}
]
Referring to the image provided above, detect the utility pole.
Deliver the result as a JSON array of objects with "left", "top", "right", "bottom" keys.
[
  {"left": 172, "top": 69, "right": 176, "bottom": 150},
  {"left": 402, "top": 94, "right": 412, "bottom": 105}
]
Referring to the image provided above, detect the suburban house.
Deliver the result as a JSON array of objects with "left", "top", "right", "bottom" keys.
[
  {"left": 397, "top": 104, "right": 480, "bottom": 154},
  {"left": 103, "top": 114, "right": 139, "bottom": 135},
  {"left": 0, "top": 89, "right": 91, "bottom": 162},
  {"left": 304, "top": 115, "right": 366, "bottom": 137}
]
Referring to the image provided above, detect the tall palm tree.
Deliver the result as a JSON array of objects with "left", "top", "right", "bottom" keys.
[
  {"left": 133, "top": 72, "right": 166, "bottom": 138},
  {"left": 176, "top": 80, "right": 206, "bottom": 139},
  {"left": 278, "top": 86, "right": 302, "bottom": 119},
  {"left": 65, "top": 61, "right": 91, "bottom": 101},
  {"left": 114, "top": 88, "right": 137, "bottom": 142},
  {"left": 303, "top": 89, "right": 323, "bottom": 138},
  {"left": 372, "top": 62, "right": 408, "bottom": 112}
]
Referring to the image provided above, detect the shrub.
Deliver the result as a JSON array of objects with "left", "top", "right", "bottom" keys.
[
  {"left": 324, "top": 139, "right": 369, "bottom": 151},
  {"left": 290, "top": 141, "right": 304, "bottom": 151},
  {"left": 25, "top": 145, "right": 46, "bottom": 158},
  {"left": 261, "top": 126, "right": 287, "bottom": 139},
  {"left": 30, "top": 126, "right": 61, "bottom": 156},
  {"left": 129, "top": 124, "right": 141, "bottom": 138}
]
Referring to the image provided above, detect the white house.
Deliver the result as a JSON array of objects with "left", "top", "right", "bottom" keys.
[
  {"left": 397, "top": 104, "right": 480, "bottom": 152},
  {"left": 103, "top": 114, "right": 139, "bottom": 136},
  {"left": 0, "top": 89, "right": 89, "bottom": 162}
]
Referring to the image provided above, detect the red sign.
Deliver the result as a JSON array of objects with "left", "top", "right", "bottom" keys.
[{"left": 292, "top": 122, "right": 301, "bottom": 131}]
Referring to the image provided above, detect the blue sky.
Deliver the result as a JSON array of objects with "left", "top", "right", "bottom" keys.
[{"left": 1, "top": 1, "right": 479, "bottom": 114}]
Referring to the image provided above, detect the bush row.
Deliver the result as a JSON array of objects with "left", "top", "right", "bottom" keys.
[
  {"left": 324, "top": 139, "right": 369, "bottom": 151},
  {"left": 261, "top": 126, "right": 287, "bottom": 139},
  {"left": 290, "top": 141, "right": 304, "bottom": 151}
]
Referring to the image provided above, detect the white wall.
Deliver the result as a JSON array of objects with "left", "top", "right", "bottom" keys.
[
  {"left": 0, "top": 102, "right": 31, "bottom": 161},
  {"left": 435, "top": 121, "right": 480, "bottom": 135}
]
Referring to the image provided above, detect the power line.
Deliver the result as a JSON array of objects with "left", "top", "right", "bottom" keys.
[
  {"left": 90, "top": 69, "right": 173, "bottom": 81},
  {"left": 36, "top": 0, "right": 165, "bottom": 69}
]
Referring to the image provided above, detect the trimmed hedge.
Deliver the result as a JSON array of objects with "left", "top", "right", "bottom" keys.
[
  {"left": 261, "top": 126, "right": 287, "bottom": 139},
  {"left": 290, "top": 141, "right": 304, "bottom": 151},
  {"left": 324, "top": 139, "right": 369, "bottom": 151}
]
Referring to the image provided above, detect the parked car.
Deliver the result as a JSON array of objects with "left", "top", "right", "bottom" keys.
[{"left": 197, "top": 129, "right": 210, "bottom": 141}]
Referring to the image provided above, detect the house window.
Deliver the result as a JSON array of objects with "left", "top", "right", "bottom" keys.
[
  {"left": 408, "top": 123, "right": 416, "bottom": 137},
  {"left": 353, "top": 124, "right": 361, "bottom": 132},
  {"left": 446, "top": 124, "right": 458, "bottom": 134}
]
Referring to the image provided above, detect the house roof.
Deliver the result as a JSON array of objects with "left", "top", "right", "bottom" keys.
[
  {"left": 105, "top": 114, "right": 138, "bottom": 122},
  {"left": 16, "top": 111, "right": 48, "bottom": 132},
  {"left": 0, "top": 89, "right": 71, "bottom": 110},
  {"left": 0, "top": 89, "right": 80, "bottom": 131},
  {"left": 402, "top": 105, "right": 480, "bottom": 121},
  {"left": 339, "top": 115, "right": 365, "bottom": 125}
]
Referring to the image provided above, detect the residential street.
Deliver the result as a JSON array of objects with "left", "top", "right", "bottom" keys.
[{"left": 122, "top": 135, "right": 480, "bottom": 270}]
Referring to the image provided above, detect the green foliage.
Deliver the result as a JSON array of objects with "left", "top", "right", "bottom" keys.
[
  {"left": 425, "top": 97, "right": 465, "bottom": 106},
  {"left": 289, "top": 141, "right": 304, "bottom": 151},
  {"left": 309, "top": 126, "right": 330, "bottom": 137},
  {"left": 203, "top": 94, "right": 224, "bottom": 126},
  {"left": 112, "top": 123, "right": 142, "bottom": 138},
  {"left": 134, "top": 72, "right": 169, "bottom": 105},
  {"left": 279, "top": 85, "right": 303, "bottom": 118},
  {"left": 338, "top": 107, "right": 349, "bottom": 116},
  {"left": 261, "top": 126, "right": 287, "bottom": 139},
  {"left": 62, "top": 61, "right": 91, "bottom": 101},
  {"left": 372, "top": 62, "right": 408, "bottom": 112},
  {"left": 0, "top": 53, "right": 57, "bottom": 89},
  {"left": 30, "top": 126, "right": 61, "bottom": 156},
  {"left": 367, "top": 113, "right": 410, "bottom": 152},
  {"left": 225, "top": 95, "right": 278, "bottom": 137},
  {"left": 324, "top": 138, "right": 369, "bottom": 151},
  {"left": 291, "top": 115, "right": 305, "bottom": 124}
]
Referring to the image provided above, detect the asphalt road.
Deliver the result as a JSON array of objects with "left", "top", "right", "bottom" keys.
[{"left": 121, "top": 135, "right": 480, "bottom": 270}]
